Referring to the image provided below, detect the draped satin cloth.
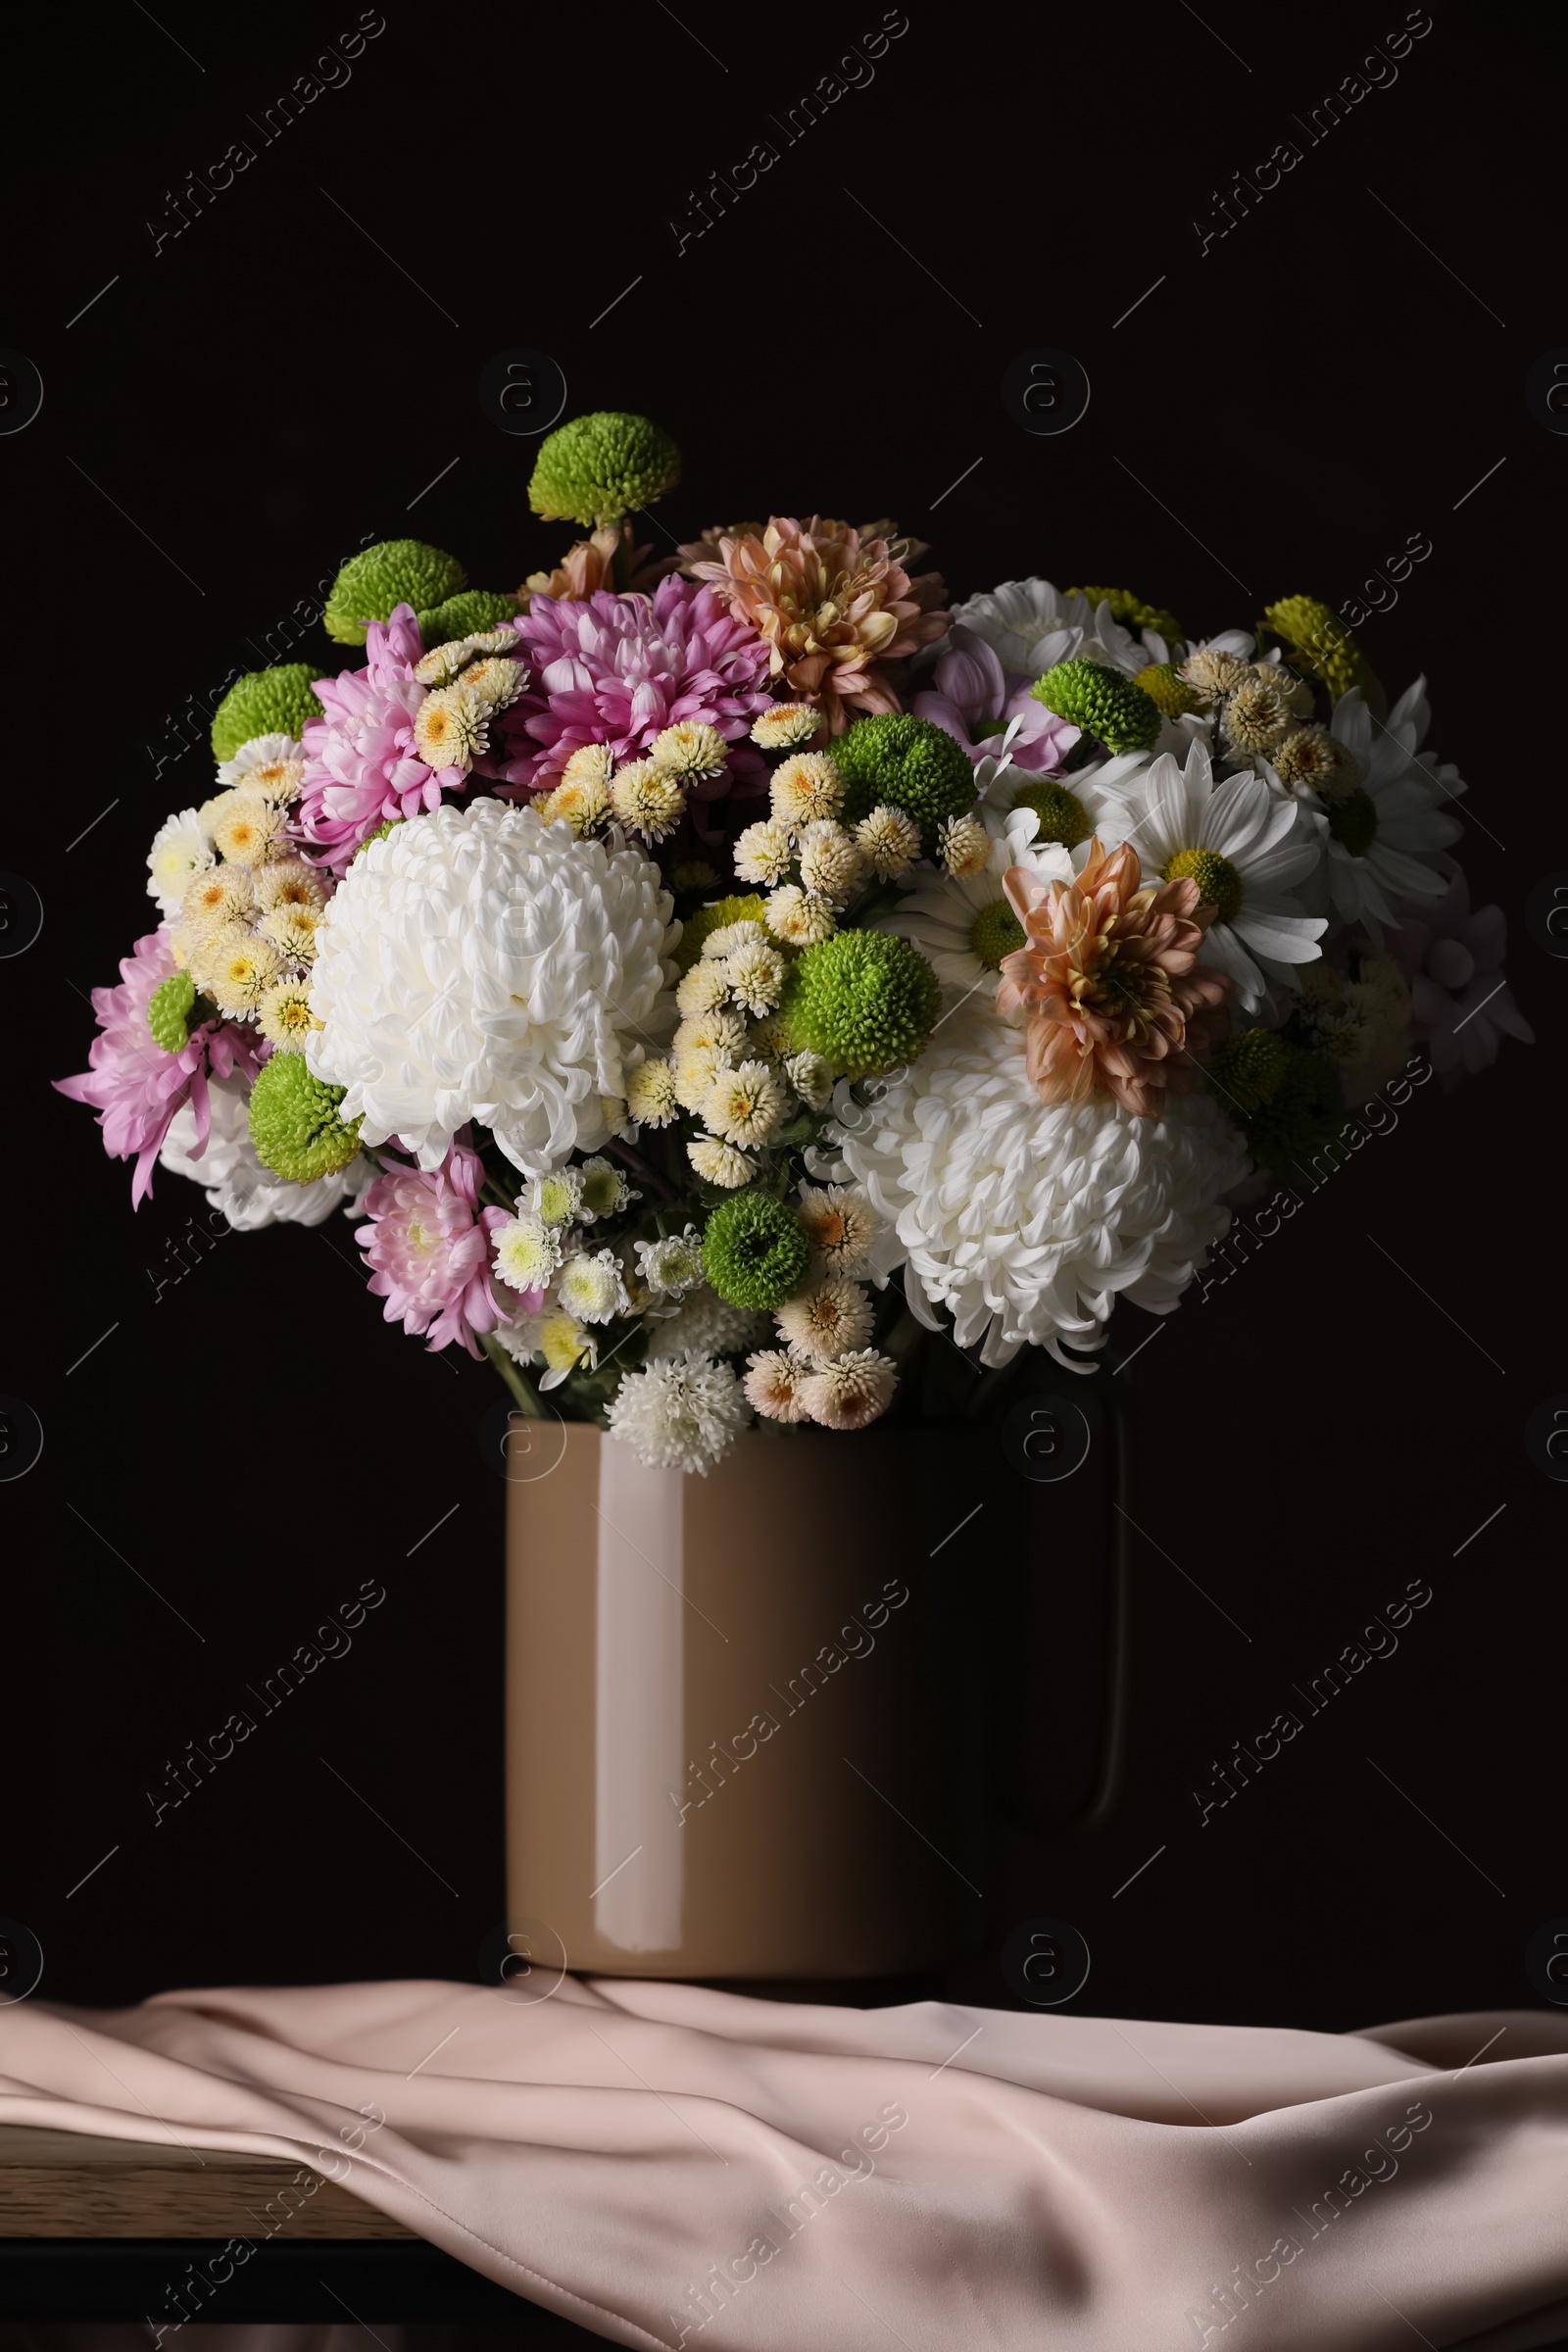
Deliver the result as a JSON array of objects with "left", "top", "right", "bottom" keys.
[{"left": 2, "top": 1979, "right": 1566, "bottom": 2351}]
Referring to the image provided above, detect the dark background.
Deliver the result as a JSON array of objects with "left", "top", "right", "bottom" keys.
[{"left": 4, "top": 0, "right": 1563, "bottom": 2035}]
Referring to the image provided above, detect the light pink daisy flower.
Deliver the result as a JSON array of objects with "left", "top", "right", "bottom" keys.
[{"left": 356, "top": 1136, "right": 517, "bottom": 1356}]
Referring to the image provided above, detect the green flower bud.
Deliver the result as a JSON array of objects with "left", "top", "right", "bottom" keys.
[
  {"left": 832, "top": 714, "right": 976, "bottom": 857},
  {"left": 1030, "top": 659, "right": 1162, "bottom": 753},
  {"left": 1010, "top": 779, "right": 1092, "bottom": 849},
  {"left": 780, "top": 928, "right": 940, "bottom": 1081},
  {"left": 147, "top": 970, "right": 196, "bottom": 1053},
  {"left": 210, "top": 665, "right": 325, "bottom": 762},
  {"left": 1262, "top": 595, "right": 1382, "bottom": 712},
  {"left": 1134, "top": 661, "right": 1200, "bottom": 719},
  {"left": 701, "top": 1192, "right": 811, "bottom": 1311},
  {"left": 1205, "top": 1025, "right": 1290, "bottom": 1115},
  {"left": 325, "top": 540, "right": 466, "bottom": 647},
  {"left": 528, "top": 412, "right": 681, "bottom": 528},
  {"left": 248, "top": 1054, "right": 362, "bottom": 1183},
  {"left": 416, "top": 589, "right": 517, "bottom": 643}
]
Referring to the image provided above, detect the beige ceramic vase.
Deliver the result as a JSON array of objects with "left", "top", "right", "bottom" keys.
[{"left": 504, "top": 1419, "right": 995, "bottom": 1982}]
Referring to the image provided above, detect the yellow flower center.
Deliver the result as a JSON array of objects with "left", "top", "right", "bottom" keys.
[{"left": 1163, "top": 846, "right": 1243, "bottom": 924}]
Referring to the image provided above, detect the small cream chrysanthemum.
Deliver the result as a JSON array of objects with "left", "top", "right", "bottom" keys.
[
  {"left": 561, "top": 742, "right": 616, "bottom": 788},
  {"left": 650, "top": 719, "right": 728, "bottom": 778},
  {"left": 182, "top": 866, "right": 253, "bottom": 940},
  {"left": 676, "top": 957, "right": 733, "bottom": 1014},
  {"left": 744, "top": 1347, "right": 813, "bottom": 1424},
  {"left": 465, "top": 626, "right": 523, "bottom": 657},
  {"left": 539, "top": 1309, "right": 596, "bottom": 1383},
  {"left": 459, "top": 656, "right": 527, "bottom": 711},
  {"left": 260, "top": 905, "right": 322, "bottom": 964},
  {"left": 605, "top": 1348, "right": 750, "bottom": 1475},
  {"left": 687, "top": 1136, "right": 756, "bottom": 1188},
  {"left": 493, "top": 1212, "right": 563, "bottom": 1293},
  {"left": 937, "top": 811, "right": 992, "bottom": 877},
  {"left": 625, "top": 1054, "right": 680, "bottom": 1127},
  {"left": 241, "top": 756, "right": 306, "bottom": 808},
  {"left": 527, "top": 1167, "right": 585, "bottom": 1228},
  {"left": 198, "top": 786, "right": 244, "bottom": 835},
  {"left": 702, "top": 918, "right": 768, "bottom": 960},
  {"left": 703, "top": 1057, "right": 787, "bottom": 1148},
  {"left": 202, "top": 923, "right": 283, "bottom": 1015},
  {"left": 256, "top": 975, "right": 320, "bottom": 1053},
  {"left": 674, "top": 1047, "right": 728, "bottom": 1114},
  {"left": 558, "top": 1248, "right": 631, "bottom": 1325},
  {"left": 802, "top": 1348, "right": 897, "bottom": 1431},
  {"left": 784, "top": 1050, "right": 833, "bottom": 1110},
  {"left": 577, "top": 1154, "right": 637, "bottom": 1220},
  {"left": 771, "top": 751, "right": 844, "bottom": 827},
  {"left": 765, "top": 885, "right": 837, "bottom": 946},
  {"left": 216, "top": 732, "right": 304, "bottom": 793},
  {"left": 1180, "top": 647, "right": 1252, "bottom": 701},
  {"left": 775, "top": 1276, "right": 875, "bottom": 1363},
  {"left": 540, "top": 774, "right": 611, "bottom": 835},
  {"left": 414, "top": 639, "right": 474, "bottom": 687},
  {"left": 252, "top": 859, "right": 327, "bottom": 913},
  {"left": 854, "top": 804, "right": 922, "bottom": 880},
  {"left": 674, "top": 1007, "right": 749, "bottom": 1057},
  {"left": 599, "top": 1092, "right": 633, "bottom": 1141},
  {"left": 798, "top": 819, "right": 868, "bottom": 906},
  {"left": 723, "top": 939, "right": 787, "bottom": 1016},
  {"left": 636, "top": 1225, "right": 705, "bottom": 1296},
  {"left": 610, "top": 759, "right": 687, "bottom": 842},
  {"left": 732, "top": 817, "right": 796, "bottom": 887},
  {"left": 1221, "top": 675, "right": 1294, "bottom": 756},
  {"left": 414, "top": 684, "right": 488, "bottom": 769},
  {"left": 752, "top": 704, "right": 822, "bottom": 751},
  {"left": 796, "top": 1182, "right": 878, "bottom": 1275},
  {"left": 212, "top": 796, "right": 284, "bottom": 865}
]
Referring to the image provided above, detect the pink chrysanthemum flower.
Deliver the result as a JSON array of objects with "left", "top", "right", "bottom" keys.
[
  {"left": 495, "top": 575, "right": 772, "bottom": 795},
  {"left": 356, "top": 1135, "right": 515, "bottom": 1356},
  {"left": 54, "top": 929, "right": 261, "bottom": 1205},
  {"left": 295, "top": 604, "right": 527, "bottom": 874}
]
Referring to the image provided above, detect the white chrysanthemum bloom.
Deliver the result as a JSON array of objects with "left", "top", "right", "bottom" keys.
[
  {"left": 494, "top": 1212, "right": 563, "bottom": 1294},
  {"left": 936, "top": 811, "right": 991, "bottom": 878},
  {"left": 159, "top": 1070, "right": 368, "bottom": 1232},
  {"left": 1093, "top": 737, "right": 1327, "bottom": 1013},
  {"left": 733, "top": 818, "right": 796, "bottom": 887},
  {"left": 651, "top": 719, "right": 728, "bottom": 778},
  {"left": 802, "top": 1348, "right": 897, "bottom": 1431},
  {"left": 540, "top": 774, "right": 612, "bottom": 836},
  {"left": 459, "top": 657, "right": 527, "bottom": 712},
  {"left": 636, "top": 1225, "right": 704, "bottom": 1297},
  {"left": 674, "top": 1007, "right": 750, "bottom": 1057},
  {"left": 749, "top": 1013, "right": 790, "bottom": 1058},
  {"left": 182, "top": 866, "right": 254, "bottom": 941},
  {"left": 307, "top": 798, "right": 678, "bottom": 1177},
  {"left": 257, "top": 975, "right": 320, "bottom": 1052},
  {"left": 702, "top": 918, "right": 768, "bottom": 961},
  {"left": 203, "top": 922, "right": 282, "bottom": 1015},
  {"left": 744, "top": 1347, "right": 813, "bottom": 1423},
  {"left": 771, "top": 752, "right": 844, "bottom": 828},
  {"left": 414, "top": 640, "right": 475, "bottom": 687},
  {"left": 784, "top": 1050, "right": 833, "bottom": 1111},
  {"left": 577, "top": 1154, "right": 638, "bottom": 1220},
  {"left": 526, "top": 1166, "right": 585, "bottom": 1228},
  {"left": 723, "top": 939, "right": 787, "bottom": 1017},
  {"left": 260, "top": 905, "right": 322, "bottom": 965},
  {"left": 611, "top": 759, "right": 686, "bottom": 843},
  {"left": 216, "top": 732, "right": 306, "bottom": 792},
  {"left": 673, "top": 1047, "right": 729, "bottom": 1114},
  {"left": 798, "top": 819, "right": 868, "bottom": 906},
  {"left": 253, "top": 859, "right": 327, "bottom": 913},
  {"left": 212, "top": 796, "right": 284, "bottom": 865},
  {"left": 625, "top": 1054, "right": 680, "bottom": 1128},
  {"left": 558, "top": 1248, "right": 630, "bottom": 1325},
  {"left": 831, "top": 1004, "right": 1250, "bottom": 1367},
  {"left": 775, "top": 1277, "right": 874, "bottom": 1364},
  {"left": 704, "top": 1058, "right": 787, "bottom": 1148},
  {"left": 752, "top": 704, "right": 821, "bottom": 751},
  {"left": 854, "top": 805, "right": 922, "bottom": 880},
  {"left": 688, "top": 1136, "right": 755, "bottom": 1188},
  {"left": 1302, "top": 681, "right": 1462, "bottom": 931},
  {"left": 766, "top": 885, "right": 837, "bottom": 946},
  {"left": 676, "top": 957, "right": 732, "bottom": 1015},
  {"left": 880, "top": 810, "right": 1072, "bottom": 995},
  {"left": 947, "top": 579, "right": 1098, "bottom": 677},
  {"left": 465, "top": 626, "right": 524, "bottom": 658},
  {"left": 645, "top": 1286, "right": 770, "bottom": 1361},
  {"left": 605, "top": 1348, "right": 751, "bottom": 1475},
  {"left": 146, "top": 809, "right": 216, "bottom": 918},
  {"left": 413, "top": 684, "right": 488, "bottom": 771},
  {"left": 796, "top": 1182, "right": 878, "bottom": 1276},
  {"left": 241, "top": 756, "right": 307, "bottom": 809}
]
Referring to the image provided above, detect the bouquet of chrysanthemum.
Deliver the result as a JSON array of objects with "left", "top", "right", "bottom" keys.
[{"left": 60, "top": 411, "right": 1532, "bottom": 1473}]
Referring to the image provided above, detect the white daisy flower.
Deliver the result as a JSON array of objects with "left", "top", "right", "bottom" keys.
[
  {"left": 146, "top": 808, "right": 216, "bottom": 918},
  {"left": 879, "top": 808, "right": 1072, "bottom": 995},
  {"left": 494, "top": 1213, "right": 563, "bottom": 1294},
  {"left": 526, "top": 1167, "right": 585, "bottom": 1229},
  {"left": 1307, "top": 681, "right": 1463, "bottom": 932}
]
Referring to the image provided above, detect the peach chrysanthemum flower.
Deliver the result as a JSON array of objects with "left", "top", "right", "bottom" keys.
[
  {"left": 744, "top": 1347, "right": 813, "bottom": 1424},
  {"left": 996, "top": 837, "right": 1232, "bottom": 1118}
]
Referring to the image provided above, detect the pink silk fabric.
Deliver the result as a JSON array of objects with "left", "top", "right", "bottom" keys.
[{"left": 2, "top": 1979, "right": 1567, "bottom": 2351}]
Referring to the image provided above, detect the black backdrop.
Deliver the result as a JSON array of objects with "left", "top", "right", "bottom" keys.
[{"left": 5, "top": 0, "right": 1564, "bottom": 2035}]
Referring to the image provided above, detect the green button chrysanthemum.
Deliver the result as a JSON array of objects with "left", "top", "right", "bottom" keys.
[
  {"left": 673, "top": 893, "right": 768, "bottom": 974},
  {"left": 147, "top": 970, "right": 196, "bottom": 1054},
  {"left": 832, "top": 714, "right": 976, "bottom": 857},
  {"left": 1030, "top": 659, "right": 1162, "bottom": 753},
  {"left": 210, "top": 665, "right": 326, "bottom": 762},
  {"left": 528, "top": 412, "right": 681, "bottom": 527},
  {"left": 248, "top": 1054, "right": 362, "bottom": 1183},
  {"left": 701, "top": 1192, "right": 811, "bottom": 1311},
  {"left": 1263, "top": 595, "right": 1381, "bottom": 710},
  {"left": 416, "top": 589, "right": 518, "bottom": 644},
  {"left": 1068, "top": 585, "right": 1184, "bottom": 641},
  {"left": 325, "top": 540, "right": 467, "bottom": 647},
  {"left": 780, "top": 928, "right": 941, "bottom": 1081}
]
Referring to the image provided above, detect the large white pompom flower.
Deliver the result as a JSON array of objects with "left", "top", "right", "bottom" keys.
[
  {"left": 307, "top": 797, "right": 678, "bottom": 1176},
  {"left": 829, "top": 1007, "right": 1249, "bottom": 1367},
  {"left": 160, "top": 1071, "right": 368, "bottom": 1231}
]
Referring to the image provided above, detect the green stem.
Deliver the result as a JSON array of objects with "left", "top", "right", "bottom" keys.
[
  {"left": 611, "top": 525, "right": 633, "bottom": 593},
  {"left": 481, "top": 1332, "right": 544, "bottom": 1418}
]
